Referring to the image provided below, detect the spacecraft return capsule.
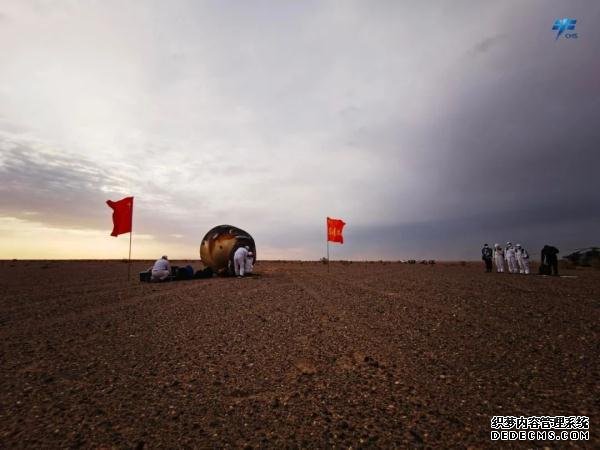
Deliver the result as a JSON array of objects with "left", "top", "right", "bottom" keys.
[{"left": 199, "top": 225, "right": 257, "bottom": 275}]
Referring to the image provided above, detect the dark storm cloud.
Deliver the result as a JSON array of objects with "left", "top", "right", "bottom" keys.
[
  {"left": 344, "top": 203, "right": 600, "bottom": 261},
  {"left": 418, "top": 8, "right": 600, "bottom": 256},
  {"left": 333, "top": 1, "right": 600, "bottom": 259}
]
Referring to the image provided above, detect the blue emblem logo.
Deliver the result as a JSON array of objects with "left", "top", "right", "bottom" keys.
[{"left": 552, "top": 18, "right": 577, "bottom": 40}]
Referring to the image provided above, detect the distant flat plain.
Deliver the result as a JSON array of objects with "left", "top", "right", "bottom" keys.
[{"left": 1, "top": 260, "right": 598, "bottom": 448}]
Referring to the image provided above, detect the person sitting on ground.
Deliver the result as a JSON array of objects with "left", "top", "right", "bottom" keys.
[{"left": 151, "top": 255, "right": 171, "bottom": 281}]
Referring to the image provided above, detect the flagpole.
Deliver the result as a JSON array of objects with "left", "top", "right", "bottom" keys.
[
  {"left": 326, "top": 219, "right": 330, "bottom": 273},
  {"left": 128, "top": 230, "right": 132, "bottom": 281},
  {"left": 128, "top": 198, "right": 133, "bottom": 281}
]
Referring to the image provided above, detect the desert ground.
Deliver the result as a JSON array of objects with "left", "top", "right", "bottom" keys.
[{"left": 0, "top": 260, "right": 598, "bottom": 448}]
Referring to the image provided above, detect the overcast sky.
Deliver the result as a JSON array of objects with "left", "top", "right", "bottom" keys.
[{"left": 0, "top": 0, "right": 598, "bottom": 260}]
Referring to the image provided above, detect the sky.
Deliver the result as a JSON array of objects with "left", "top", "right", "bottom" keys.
[{"left": 0, "top": 0, "right": 598, "bottom": 260}]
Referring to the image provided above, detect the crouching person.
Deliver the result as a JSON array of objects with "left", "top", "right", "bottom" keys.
[{"left": 151, "top": 255, "right": 171, "bottom": 281}]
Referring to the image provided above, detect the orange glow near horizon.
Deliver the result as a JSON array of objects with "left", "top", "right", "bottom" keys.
[
  {"left": 0, "top": 216, "right": 316, "bottom": 260},
  {"left": 0, "top": 216, "right": 194, "bottom": 260}
]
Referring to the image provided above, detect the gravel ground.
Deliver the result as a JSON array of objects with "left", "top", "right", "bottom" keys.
[{"left": 0, "top": 260, "right": 598, "bottom": 448}]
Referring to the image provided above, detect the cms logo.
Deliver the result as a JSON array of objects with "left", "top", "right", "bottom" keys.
[{"left": 552, "top": 18, "right": 578, "bottom": 40}]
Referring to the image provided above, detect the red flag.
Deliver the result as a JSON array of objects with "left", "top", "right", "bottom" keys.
[
  {"left": 106, "top": 196, "right": 133, "bottom": 236},
  {"left": 327, "top": 217, "right": 346, "bottom": 244}
]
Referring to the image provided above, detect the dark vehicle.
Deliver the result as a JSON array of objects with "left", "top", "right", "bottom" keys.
[{"left": 564, "top": 247, "right": 600, "bottom": 267}]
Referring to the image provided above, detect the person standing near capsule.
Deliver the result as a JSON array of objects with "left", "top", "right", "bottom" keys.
[
  {"left": 245, "top": 250, "right": 254, "bottom": 275},
  {"left": 515, "top": 244, "right": 530, "bottom": 274},
  {"left": 481, "top": 243, "right": 493, "bottom": 273},
  {"left": 505, "top": 242, "right": 519, "bottom": 274},
  {"left": 233, "top": 245, "right": 250, "bottom": 277},
  {"left": 494, "top": 244, "right": 505, "bottom": 273},
  {"left": 541, "top": 245, "right": 560, "bottom": 276}
]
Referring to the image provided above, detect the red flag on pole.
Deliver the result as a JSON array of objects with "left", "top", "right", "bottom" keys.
[
  {"left": 327, "top": 217, "right": 346, "bottom": 244},
  {"left": 106, "top": 196, "right": 133, "bottom": 236}
]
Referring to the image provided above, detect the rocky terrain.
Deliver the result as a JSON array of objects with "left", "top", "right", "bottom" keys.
[{"left": 0, "top": 260, "right": 597, "bottom": 448}]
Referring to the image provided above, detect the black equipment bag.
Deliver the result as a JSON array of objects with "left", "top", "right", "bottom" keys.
[{"left": 139, "top": 270, "right": 151, "bottom": 282}]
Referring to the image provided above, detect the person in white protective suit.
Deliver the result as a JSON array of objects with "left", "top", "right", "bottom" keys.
[
  {"left": 505, "top": 242, "right": 519, "bottom": 274},
  {"left": 494, "top": 244, "right": 505, "bottom": 273},
  {"left": 515, "top": 244, "right": 530, "bottom": 274},
  {"left": 151, "top": 255, "right": 171, "bottom": 281},
  {"left": 245, "top": 251, "right": 254, "bottom": 275},
  {"left": 233, "top": 246, "right": 250, "bottom": 277}
]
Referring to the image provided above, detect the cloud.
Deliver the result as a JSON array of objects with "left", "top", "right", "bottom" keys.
[
  {"left": 469, "top": 34, "right": 508, "bottom": 56},
  {"left": 0, "top": 133, "right": 131, "bottom": 228},
  {"left": 0, "top": 1, "right": 598, "bottom": 260},
  {"left": 0, "top": 216, "right": 161, "bottom": 259}
]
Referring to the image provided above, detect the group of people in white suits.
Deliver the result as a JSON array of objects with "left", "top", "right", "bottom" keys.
[{"left": 492, "top": 242, "right": 530, "bottom": 274}]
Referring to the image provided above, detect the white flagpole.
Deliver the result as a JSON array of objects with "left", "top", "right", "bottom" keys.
[
  {"left": 128, "top": 230, "right": 132, "bottom": 281},
  {"left": 127, "top": 198, "right": 134, "bottom": 281}
]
